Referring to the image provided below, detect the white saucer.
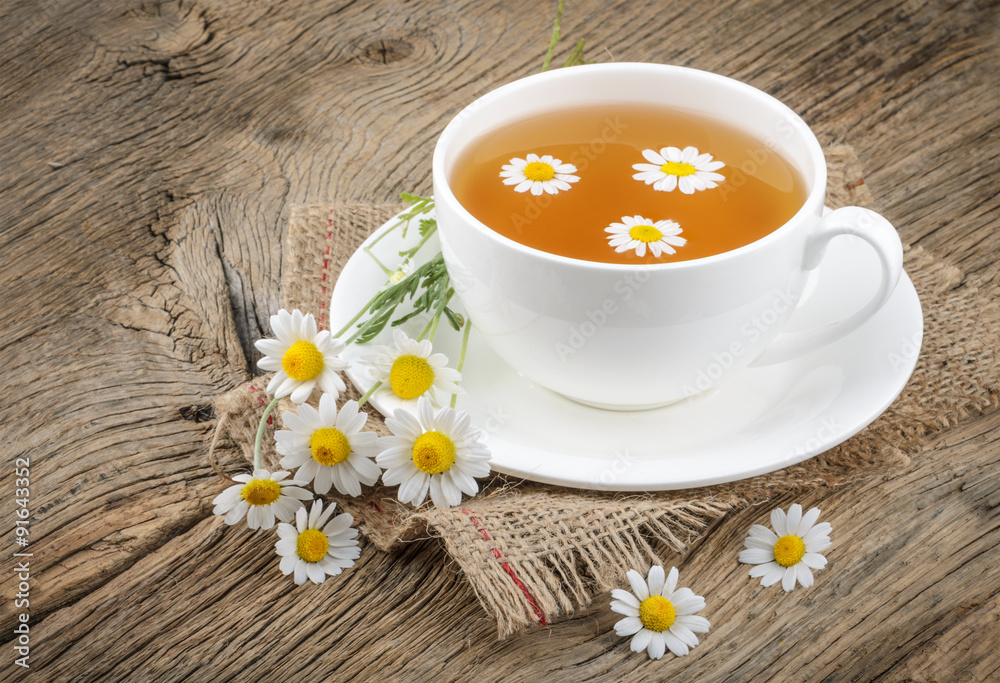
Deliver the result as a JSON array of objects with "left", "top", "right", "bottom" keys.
[{"left": 329, "top": 209, "right": 923, "bottom": 491}]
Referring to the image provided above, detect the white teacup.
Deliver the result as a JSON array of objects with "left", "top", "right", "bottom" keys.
[{"left": 432, "top": 63, "right": 903, "bottom": 410}]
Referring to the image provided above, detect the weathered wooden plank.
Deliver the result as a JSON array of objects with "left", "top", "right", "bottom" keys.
[{"left": 15, "top": 411, "right": 1000, "bottom": 681}]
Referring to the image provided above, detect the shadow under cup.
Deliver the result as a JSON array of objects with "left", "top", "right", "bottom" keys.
[{"left": 432, "top": 63, "right": 829, "bottom": 410}]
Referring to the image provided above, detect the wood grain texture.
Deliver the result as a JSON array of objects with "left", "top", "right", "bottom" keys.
[{"left": 0, "top": 0, "right": 997, "bottom": 680}]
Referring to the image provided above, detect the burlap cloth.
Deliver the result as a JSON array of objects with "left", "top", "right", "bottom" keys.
[{"left": 211, "top": 146, "right": 1000, "bottom": 638}]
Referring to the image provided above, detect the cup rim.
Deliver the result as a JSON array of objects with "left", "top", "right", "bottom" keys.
[{"left": 432, "top": 62, "right": 827, "bottom": 271}]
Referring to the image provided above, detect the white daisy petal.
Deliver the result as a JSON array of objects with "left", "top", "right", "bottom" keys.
[
  {"left": 798, "top": 507, "right": 822, "bottom": 535},
  {"left": 642, "top": 148, "right": 665, "bottom": 165},
  {"left": 796, "top": 562, "right": 814, "bottom": 588},
  {"left": 630, "top": 628, "right": 652, "bottom": 653},
  {"left": 647, "top": 631, "right": 667, "bottom": 660},
  {"left": 739, "top": 548, "right": 775, "bottom": 565},
  {"left": 663, "top": 566, "right": 679, "bottom": 597},
  {"left": 771, "top": 507, "right": 788, "bottom": 536},
  {"left": 663, "top": 630, "right": 688, "bottom": 657},
  {"left": 626, "top": 570, "right": 649, "bottom": 600},
  {"left": 610, "top": 601, "right": 640, "bottom": 617},
  {"left": 498, "top": 154, "right": 579, "bottom": 196},
  {"left": 381, "top": 400, "right": 491, "bottom": 509},
  {"left": 676, "top": 614, "right": 710, "bottom": 633},
  {"left": 611, "top": 564, "right": 708, "bottom": 659},
  {"left": 786, "top": 504, "right": 803, "bottom": 533},
  {"left": 273, "top": 500, "right": 359, "bottom": 585},
  {"left": 614, "top": 616, "right": 643, "bottom": 636},
  {"left": 605, "top": 215, "right": 686, "bottom": 259},
  {"left": 633, "top": 146, "right": 725, "bottom": 193},
  {"left": 647, "top": 565, "right": 665, "bottom": 596},
  {"left": 760, "top": 564, "right": 785, "bottom": 587},
  {"left": 741, "top": 505, "right": 832, "bottom": 591},
  {"left": 801, "top": 552, "right": 828, "bottom": 569},
  {"left": 669, "top": 623, "right": 699, "bottom": 649},
  {"left": 781, "top": 566, "right": 798, "bottom": 592}
]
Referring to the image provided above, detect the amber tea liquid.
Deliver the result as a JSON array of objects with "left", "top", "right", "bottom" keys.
[{"left": 449, "top": 103, "right": 808, "bottom": 264}]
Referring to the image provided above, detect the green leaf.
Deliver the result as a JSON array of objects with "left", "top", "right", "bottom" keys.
[{"left": 444, "top": 307, "right": 464, "bottom": 330}]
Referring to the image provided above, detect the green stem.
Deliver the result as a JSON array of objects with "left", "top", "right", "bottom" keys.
[
  {"left": 541, "top": 0, "right": 565, "bottom": 71},
  {"left": 253, "top": 396, "right": 281, "bottom": 471},
  {"left": 368, "top": 197, "right": 433, "bottom": 249},
  {"left": 425, "top": 313, "right": 442, "bottom": 342},
  {"left": 363, "top": 246, "right": 394, "bottom": 276},
  {"left": 450, "top": 320, "right": 473, "bottom": 409},
  {"left": 417, "top": 287, "right": 454, "bottom": 341},
  {"left": 334, "top": 288, "right": 383, "bottom": 340},
  {"left": 345, "top": 304, "right": 394, "bottom": 346},
  {"left": 358, "top": 380, "right": 382, "bottom": 407},
  {"left": 399, "top": 223, "right": 437, "bottom": 260}
]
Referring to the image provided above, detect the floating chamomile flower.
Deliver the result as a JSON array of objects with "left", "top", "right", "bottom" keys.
[
  {"left": 275, "top": 499, "right": 360, "bottom": 585},
  {"left": 500, "top": 153, "right": 579, "bottom": 196},
  {"left": 378, "top": 396, "right": 491, "bottom": 509},
  {"left": 212, "top": 468, "right": 312, "bottom": 530},
  {"left": 611, "top": 565, "right": 710, "bottom": 660},
  {"left": 632, "top": 146, "right": 725, "bottom": 194},
  {"left": 605, "top": 215, "right": 687, "bottom": 258},
  {"left": 255, "top": 309, "right": 350, "bottom": 404},
  {"left": 361, "top": 329, "right": 463, "bottom": 406},
  {"left": 739, "top": 503, "right": 832, "bottom": 592},
  {"left": 275, "top": 394, "right": 382, "bottom": 497}
]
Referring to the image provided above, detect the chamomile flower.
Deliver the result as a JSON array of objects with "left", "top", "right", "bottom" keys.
[
  {"left": 632, "top": 146, "right": 725, "bottom": 194},
  {"left": 386, "top": 259, "right": 414, "bottom": 285},
  {"left": 212, "top": 469, "right": 312, "bottom": 530},
  {"left": 361, "top": 329, "right": 463, "bottom": 406},
  {"left": 605, "top": 215, "right": 687, "bottom": 258},
  {"left": 254, "top": 309, "right": 350, "bottom": 404},
  {"left": 275, "top": 499, "right": 360, "bottom": 585},
  {"left": 378, "top": 396, "right": 491, "bottom": 509},
  {"left": 500, "top": 153, "right": 579, "bottom": 196},
  {"left": 611, "top": 565, "right": 710, "bottom": 660},
  {"left": 275, "top": 394, "right": 382, "bottom": 497},
  {"left": 739, "top": 503, "right": 832, "bottom": 592}
]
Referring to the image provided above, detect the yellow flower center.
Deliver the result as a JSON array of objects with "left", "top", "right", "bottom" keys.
[
  {"left": 390, "top": 354, "right": 435, "bottom": 400},
  {"left": 412, "top": 431, "right": 456, "bottom": 474},
  {"left": 241, "top": 478, "right": 281, "bottom": 507},
  {"left": 310, "top": 428, "right": 352, "bottom": 466},
  {"left": 523, "top": 161, "right": 555, "bottom": 182},
  {"left": 639, "top": 595, "right": 676, "bottom": 632},
  {"left": 281, "top": 341, "right": 324, "bottom": 381},
  {"left": 774, "top": 534, "right": 806, "bottom": 567},
  {"left": 629, "top": 225, "right": 663, "bottom": 243},
  {"left": 389, "top": 269, "right": 408, "bottom": 284},
  {"left": 661, "top": 161, "right": 697, "bottom": 177},
  {"left": 296, "top": 528, "right": 329, "bottom": 563}
]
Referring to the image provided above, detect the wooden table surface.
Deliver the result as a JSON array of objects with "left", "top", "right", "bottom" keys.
[{"left": 2, "top": 0, "right": 998, "bottom": 680}]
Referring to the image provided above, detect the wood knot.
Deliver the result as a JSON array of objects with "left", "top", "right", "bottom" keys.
[
  {"left": 180, "top": 404, "right": 215, "bottom": 423},
  {"left": 357, "top": 38, "right": 414, "bottom": 65}
]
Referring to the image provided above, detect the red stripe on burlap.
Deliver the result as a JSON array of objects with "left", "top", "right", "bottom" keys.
[
  {"left": 461, "top": 508, "right": 547, "bottom": 626},
  {"left": 247, "top": 384, "right": 272, "bottom": 425}
]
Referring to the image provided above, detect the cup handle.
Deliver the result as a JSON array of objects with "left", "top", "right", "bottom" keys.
[{"left": 751, "top": 206, "right": 904, "bottom": 366}]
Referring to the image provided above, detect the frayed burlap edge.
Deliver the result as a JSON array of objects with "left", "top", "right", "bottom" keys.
[{"left": 210, "top": 145, "right": 1000, "bottom": 638}]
